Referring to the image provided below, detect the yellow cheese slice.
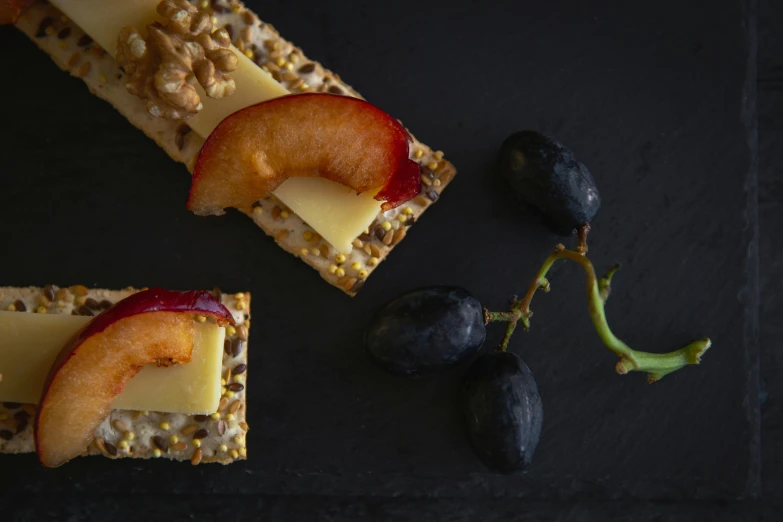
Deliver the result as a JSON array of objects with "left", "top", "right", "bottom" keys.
[
  {"left": 51, "top": 0, "right": 385, "bottom": 253},
  {"left": 50, "top": 0, "right": 161, "bottom": 55},
  {"left": 188, "top": 51, "right": 289, "bottom": 138},
  {"left": 0, "top": 311, "right": 224, "bottom": 414},
  {"left": 274, "top": 178, "right": 382, "bottom": 252}
]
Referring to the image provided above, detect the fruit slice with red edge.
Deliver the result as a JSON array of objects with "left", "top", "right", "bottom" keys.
[
  {"left": 35, "top": 289, "right": 234, "bottom": 468},
  {"left": 0, "top": 0, "right": 34, "bottom": 24},
  {"left": 187, "top": 93, "right": 421, "bottom": 215}
]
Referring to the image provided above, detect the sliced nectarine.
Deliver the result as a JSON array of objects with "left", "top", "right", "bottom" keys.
[
  {"left": 35, "top": 289, "right": 233, "bottom": 468},
  {"left": 187, "top": 93, "right": 421, "bottom": 215},
  {"left": 0, "top": 0, "right": 34, "bottom": 24}
]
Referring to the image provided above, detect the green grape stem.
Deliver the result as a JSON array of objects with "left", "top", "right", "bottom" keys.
[{"left": 483, "top": 225, "right": 711, "bottom": 383}]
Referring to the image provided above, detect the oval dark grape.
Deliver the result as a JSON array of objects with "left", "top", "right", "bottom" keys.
[
  {"left": 463, "top": 351, "right": 543, "bottom": 473},
  {"left": 499, "top": 131, "right": 600, "bottom": 235},
  {"left": 365, "top": 286, "right": 486, "bottom": 377}
]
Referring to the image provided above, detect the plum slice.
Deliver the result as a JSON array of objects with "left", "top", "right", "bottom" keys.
[
  {"left": 35, "top": 289, "right": 233, "bottom": 468},
  {"left": 187, "top": 93, "right": 421, "bottom": 214},
  {"left": 0, "top": 0, "right": 35, "bottom": 24}
]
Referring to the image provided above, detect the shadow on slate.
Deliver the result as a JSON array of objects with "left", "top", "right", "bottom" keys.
[{"left": 0, "top": 0, "right": 760, "bottom": 505}]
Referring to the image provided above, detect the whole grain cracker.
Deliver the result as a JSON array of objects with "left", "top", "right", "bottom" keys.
[
  {"left": 14, "top": 0, "right": 456, "bottom": 296},
  {"left": 0, "top": 285, "right": 250, "bottom": 465}
]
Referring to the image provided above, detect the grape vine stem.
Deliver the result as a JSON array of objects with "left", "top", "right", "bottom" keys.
[{"left": 483, "top": 224, "right": 711, "bottom": 383}]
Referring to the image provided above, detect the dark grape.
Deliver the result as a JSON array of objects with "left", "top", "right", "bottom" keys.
[
  {"left": 365, "top": 286, "right": 486, "bottom": 377},
  {"left": 463, "top": 351, "right": 543, "bottom": 473},
  {"left": 499, "top": 131, "right": 600, "bottom": 235}
]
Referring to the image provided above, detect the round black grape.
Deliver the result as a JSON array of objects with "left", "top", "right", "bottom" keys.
[
  {"left": 463, "top": 351, "right": 543, "bottom": 473},
  {"left": 499, "top": 131, "right": 600, "bottom": 235},
  {"left": 365, "top": 286, "right": 486, "bottom": 377}
]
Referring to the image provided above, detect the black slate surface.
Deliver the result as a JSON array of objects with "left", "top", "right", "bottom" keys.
[
  {"left": 759, "top": 0, "right": 782, "bottom": 501},
  {"left": 2, "top": 495, "right": 775, "bottom": 522},
  {"left": 0, "top": 0, "right": 772, "bottom": 518}
]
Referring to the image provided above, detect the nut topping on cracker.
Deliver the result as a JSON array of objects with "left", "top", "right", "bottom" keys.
[{"left": 117, "top": 0, "right": 237, "bottom": 119}]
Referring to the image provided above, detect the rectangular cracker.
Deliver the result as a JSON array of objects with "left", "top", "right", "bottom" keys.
[
  {"left": 0, "top": 285, "right": 250, "bottom": 465},
  {"left": 14, "top": 0, "right": 456, "bottom": 296}
]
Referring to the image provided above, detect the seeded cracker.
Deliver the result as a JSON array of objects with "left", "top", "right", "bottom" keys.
[
  {"left": 0, "top": 285, "right": 250, "bottom": 464},
  {"left": 14, "top": 0, "right": 457, "bottom": 296}
]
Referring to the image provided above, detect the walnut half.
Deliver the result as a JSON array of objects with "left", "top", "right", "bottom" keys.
[{"left": 116, "top": 0, "right": 238, "bottom": 120}]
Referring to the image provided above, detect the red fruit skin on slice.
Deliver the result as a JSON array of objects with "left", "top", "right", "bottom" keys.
[
  {"left": 0, "top": 0, "right": 35, "bottom": 24},
  {"left": 44, "top": 288, "right": 234, "bottom": 384},
  {"left": 69, "top": 288, "right": 234, "bottom": 341},
  {"left": 376, "top": 157, "right": 422, "bottom": 211}
]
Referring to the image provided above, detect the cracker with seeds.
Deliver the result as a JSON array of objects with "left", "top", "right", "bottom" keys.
[
  {"left": 14, "top": 0, "right": 456, "bottom": 296},
  {"left": 0, "top": 285, "right": 249, "bottom": 465}
]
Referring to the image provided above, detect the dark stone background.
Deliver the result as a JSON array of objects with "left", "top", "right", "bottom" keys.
[{"left": 0, "top": 0, "right": 779, "bottom": 519}]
